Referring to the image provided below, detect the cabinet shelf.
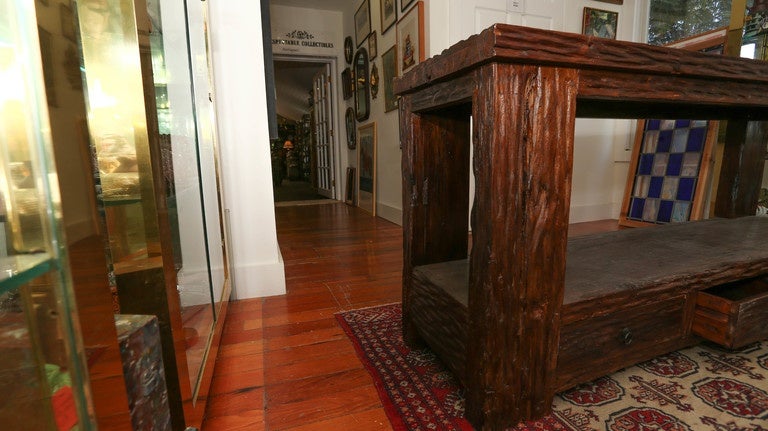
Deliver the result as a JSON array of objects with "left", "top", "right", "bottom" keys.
[{"left": 0, "top": 253, "right": 55, "bottom": 296}]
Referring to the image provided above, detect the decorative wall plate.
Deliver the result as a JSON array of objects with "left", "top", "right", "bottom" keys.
[{"left": 344, "top": 36, "right": 354, "bottom": 64}]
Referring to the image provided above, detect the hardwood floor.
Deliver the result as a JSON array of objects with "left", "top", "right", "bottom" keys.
[{"left": 201, "top": 203, "right": 619, "bottom": 430}]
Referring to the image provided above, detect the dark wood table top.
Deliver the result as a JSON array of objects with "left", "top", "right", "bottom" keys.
[{"left": 395, "top": 24, "right": 768, "bottom": 119}]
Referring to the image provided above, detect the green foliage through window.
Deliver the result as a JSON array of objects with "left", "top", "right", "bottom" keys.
[{"left": 648, "top": 0, "right": 731, "bottom": 45}]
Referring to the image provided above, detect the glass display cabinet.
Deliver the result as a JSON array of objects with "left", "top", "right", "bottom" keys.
[
  {"left": 0, "top": 0, "right": 95, "bottom": 429},
  {"left": 72, "top": 0, "right": 230, "bottom": 427}
]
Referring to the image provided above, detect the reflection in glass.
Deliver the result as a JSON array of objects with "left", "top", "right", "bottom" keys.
[
  {"left": 148, "top": 0, "right": 227, "bottom": 389},
  {"left": 74, "top": 0, "right": 227, "bottom": 403},
  {"left": 0, "top": 0, "right": 94, "bottom": 428}
]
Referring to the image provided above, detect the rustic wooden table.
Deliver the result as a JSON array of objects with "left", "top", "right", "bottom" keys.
[{"left": 395, "top": 24, "right": 768, "bottom": 430}]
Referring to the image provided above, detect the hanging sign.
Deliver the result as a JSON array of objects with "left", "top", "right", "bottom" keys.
[{"left": 272, "top": 28, "right": 336, "bottom": 55}]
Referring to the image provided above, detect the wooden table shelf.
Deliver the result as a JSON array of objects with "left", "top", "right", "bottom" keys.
[{"left": 395, "top": 24, "right": 768, "bottom": 430}]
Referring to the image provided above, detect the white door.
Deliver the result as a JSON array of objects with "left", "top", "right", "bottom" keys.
[
  {"left": 449, "top": 0, "right": 565, "bottom": 45},
  {"left": 312, "top": 65, "right": 334, "bottom": 198}
]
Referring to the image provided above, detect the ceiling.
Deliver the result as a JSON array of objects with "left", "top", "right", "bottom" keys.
[
  {"left": 269, "top": 0, "right": 350, "bottom": 12},
  {"left": 274, "top": 61, "right": 325, "bottom": 122}
]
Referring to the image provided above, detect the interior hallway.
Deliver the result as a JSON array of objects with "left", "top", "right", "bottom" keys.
[{"left": 200, "top": 203, "right": 619, "bottom": 430}]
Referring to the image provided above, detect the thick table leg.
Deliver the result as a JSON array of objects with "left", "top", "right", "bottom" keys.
[
  {"left": 714, "top": 120, "right": 768, "bottom": 218},
  {"left": 465, "top": 63, "right": 577, "bottom": 430}
]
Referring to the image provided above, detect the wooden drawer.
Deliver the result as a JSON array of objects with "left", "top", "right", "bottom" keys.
[
  {"left": 692, "top": 276, "right": 768, "bottom": 349},
  {"left": 556, "top": 296, "right": 688, "bottom": 391}
]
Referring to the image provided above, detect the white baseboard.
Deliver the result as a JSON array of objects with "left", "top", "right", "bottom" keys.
[
  {"left": 230, "top": 254, "right": 286, "bottom": 300},
  {"left": 376, "top": 202, "right": 403, "bottom": 226},
  {"left": 373, "top": 202, "right": 617, "bottom": 226},
  {"left": 569, "top": 203, "right": 616, "bottom": 224}
]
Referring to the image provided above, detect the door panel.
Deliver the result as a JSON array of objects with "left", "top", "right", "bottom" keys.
[
  {"left": 452, "top": 0, "right": 564, "bottom": 44},
  {"left": 313, "top": 65, "right": 334, "bottom": 198}
]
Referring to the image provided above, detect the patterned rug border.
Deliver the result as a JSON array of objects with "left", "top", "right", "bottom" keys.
[{"left": 335, "top": 305, "right": 410, "bottom": 431}]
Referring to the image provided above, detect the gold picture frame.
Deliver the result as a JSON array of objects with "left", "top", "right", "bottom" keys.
[
  {"left": 357, "top": 123, "right": 377, "bottom": 216},
  {"left": 396, "top": 1, "right": 424, "bottom": 75}
]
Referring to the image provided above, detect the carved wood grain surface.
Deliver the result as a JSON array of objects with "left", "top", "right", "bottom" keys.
[
  {"left": 395, "top": 24, "right": 768, "bottom": 99},
  {"left": 411, "top": 265, "right": 470, "bottom": 385},
  {"left": 564, "top": 217, "right": 768, "bottom": 321},
  {"left": 577, "top": 71, "right": 768, "bottom": 119},
  {"left": 463, "top": 63, "right": 576, "bottom": 429},
  {"left": 714, "top": 121, "right": 768, "bottom": 217},
  {"left": 555, "top": 297, "right": 691, "bottom": 390}
]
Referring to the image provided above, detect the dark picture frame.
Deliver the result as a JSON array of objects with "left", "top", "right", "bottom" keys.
[
  {"left": 355, "top": 0, "right": 371, "bottom": 48},
  {"left": 370, "top": 62, "right": 379, "bottom": 99},
  {"left": 341, "top": 67, "right": 353, "bottom": 100},
  {"left": 354, "top": 48, "right": 370, "bottom": 121},
  {"left": 345, "top": 107, "right": 357, "bottom": 149},
  {"left": 381, "top": 0, "right": 397, "bottom": 34},
  {"left": 401, "top": 0, "right": 416, "bottom": 13},
  {"left": 344, "top": 36, "right": 354, "bottom": 64},
  {"left": 345, "top": 167, "right": 357, "bottom": 205},
  {"left": 582, "top": 7, "right": 618, "bottom": 40},
  {"left": 382, "top": 45, "right": 398, "bottom": 112},
  {"left": 368, "top": 31, "right": 377, "bottom": 60}
]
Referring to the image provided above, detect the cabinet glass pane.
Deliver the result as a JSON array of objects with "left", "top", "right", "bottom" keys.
[
  {"left": 147, "top": 0, "right": 218, "bottom": 389},
  {"left": 0, "top": 0, "right": 94, "bottom": 428}
]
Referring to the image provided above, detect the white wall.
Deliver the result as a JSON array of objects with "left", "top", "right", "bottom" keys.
[
  {"left": 359, "top": 0, "right": 402, "bottom": 223},
  {"left": 208, "top": 2, "right": 286, "bottom": 299},
  {"left": 428, "top": 0, "right": 649, "bottom": 223}
]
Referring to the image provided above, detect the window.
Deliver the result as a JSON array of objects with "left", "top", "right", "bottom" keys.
[{"left": 648, "top": 0, "right": 731, "bottom": 45}]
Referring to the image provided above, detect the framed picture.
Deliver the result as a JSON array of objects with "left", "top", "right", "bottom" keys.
[
  {"left": 582, "top": 7, "right": 618, "bottom": 39},
  {"left": 345, "top": 107, "right": 356, "bottom": 149},
  {"left": 342, "top": 67, "right": 354, "bottom": 100},
  {"left": 594, "top": 0, "right": 623, "bottom": 4},
  {"left": 401, "top": 0, "right": 416, "bottom": 13},
  {"left": 381, "top": 0, "right": 397, "bottom": 34},
  {"left": 619, "top": 120, "right": 718, "bottom": 227},
  {"left": 355, "top": 0, "right": 371, "bottom": 48},
  {"left": 382, "top": 45, "right": 398, "bottom": 112},
  {"left": 345, "top": 167, "right": 357, "bottom": 205},
  {"left": 619, "top": 31, "right": 725, "bottom": 228},
  {"left": 60, "top": 3, "right": 76, "bottom": 41},
  {"left": 397, "top": 1, "right": 424, "bottom": 75},
  {"left": 368, "top": 31, "right": 378, "bottom": 60},
  {"left": 357, "top": 123, "right": 377, "bottom": 216},
  {"left": 344, "top": 36, "right": 354, "bottom": 64},
  {"left": 354, "top": 48, "right": 370, "bottom": 121}
]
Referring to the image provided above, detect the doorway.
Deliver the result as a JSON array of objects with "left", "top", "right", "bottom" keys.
[{"left": 271, "top": 57, "right": 337, "bottom": 204}]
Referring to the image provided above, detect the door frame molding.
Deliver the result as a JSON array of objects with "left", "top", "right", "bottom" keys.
[{"left": 273, "top": 54, "right": 341, "bottom": 200}]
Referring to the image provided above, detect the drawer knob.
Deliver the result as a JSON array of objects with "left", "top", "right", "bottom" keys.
[{"left": 620, "top": 328, "right": 633, "bottom": 345}]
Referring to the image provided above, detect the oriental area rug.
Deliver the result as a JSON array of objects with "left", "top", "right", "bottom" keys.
[{"left": 336, "top": 303, "right": 768, "bottom": 431}]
